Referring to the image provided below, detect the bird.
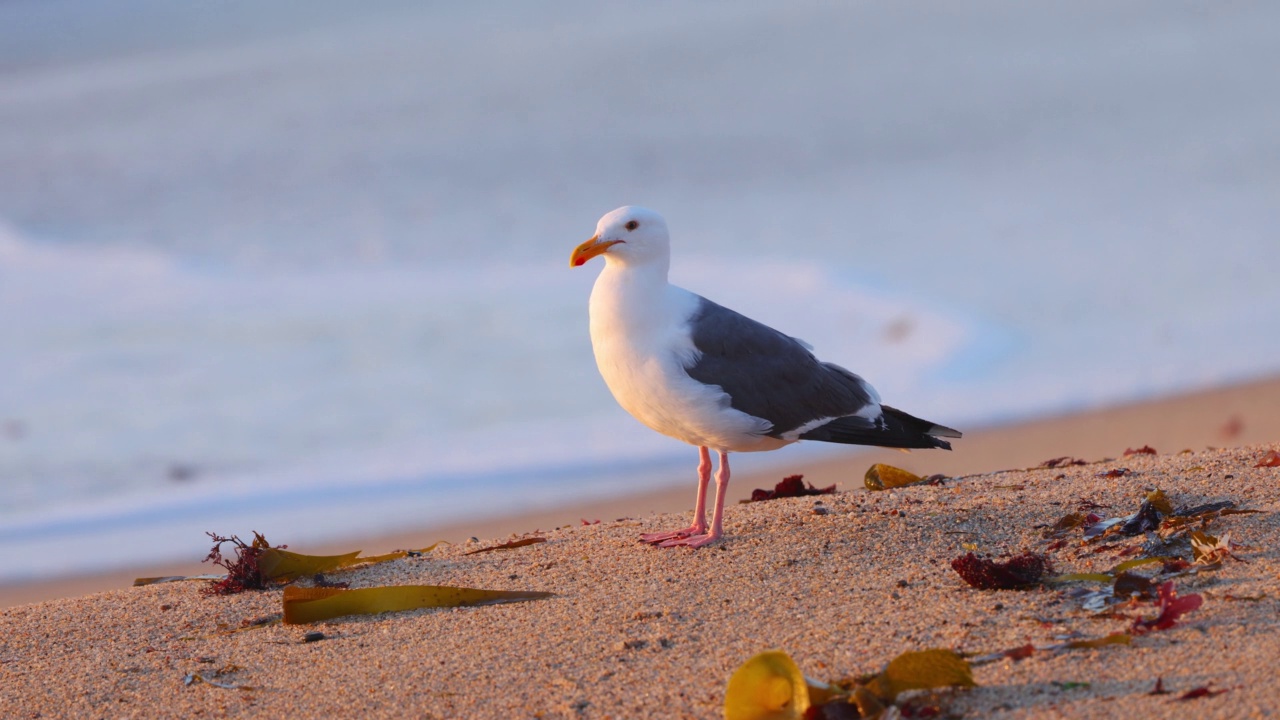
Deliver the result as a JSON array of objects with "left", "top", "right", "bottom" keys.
[{"left": 570, "top": 206, "right": 960, "bottom": 548}]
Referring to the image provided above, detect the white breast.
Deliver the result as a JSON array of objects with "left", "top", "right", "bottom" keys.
[{"left": 587, "top": 268, "right": 781, "bottom": 452}]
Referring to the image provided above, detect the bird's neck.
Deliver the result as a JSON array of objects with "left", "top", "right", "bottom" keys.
[{"left": 589, "top": 259, "right": 674, "bottom": 338}]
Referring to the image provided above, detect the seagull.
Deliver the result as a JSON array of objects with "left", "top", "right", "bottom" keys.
[{"left": 570, "top": 206, "right": 960, "bottom": 548}]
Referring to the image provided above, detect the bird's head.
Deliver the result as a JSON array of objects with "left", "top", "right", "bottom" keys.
[{"left": 570, "top": 206, "right": 670, "bottom": 268}]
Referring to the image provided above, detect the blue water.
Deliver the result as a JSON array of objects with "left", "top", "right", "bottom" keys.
[{"left": 2, "top": 0, "right": 1279, "bottom": 582}]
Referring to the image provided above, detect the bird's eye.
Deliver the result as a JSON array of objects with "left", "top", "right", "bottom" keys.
[{"left": 625, "top": 220, "right": 639, "bottom": 231}]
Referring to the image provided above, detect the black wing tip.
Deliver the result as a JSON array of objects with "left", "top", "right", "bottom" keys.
[
  {"left": 928, "top": 424, "right": 963, "bottom": 439},
  {"left": 918, "top": 421, "right": 960, "bottom": 449},
  {"left": 798, "top": 406, "right": 962, "bottom": 450},
  {"left": 882, "top": 405, "right": 962, "bottom": 438},
  {"left": 798, "top": 420, "right": 957, "bottom": 451}
]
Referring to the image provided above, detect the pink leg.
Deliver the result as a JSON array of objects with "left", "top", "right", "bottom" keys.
[
  {"left": 657, "top": 450, "right": 729, "bottom": 548},
  {"left": 640, "top": 446, "right": 711, "bottom": 544}
]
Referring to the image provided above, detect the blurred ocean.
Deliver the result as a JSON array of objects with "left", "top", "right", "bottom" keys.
[{"left": 2, "top": 0, "right": 1278, "bottom": 582}]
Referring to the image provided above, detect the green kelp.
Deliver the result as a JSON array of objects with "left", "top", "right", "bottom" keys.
[
  {"left": 969, "top": 633, "right": 1132, "bottom": 666},
  {"left": 1049, "top": 556, "right": 1175, "bottom": 585},
  {"left": 257, "top": 542, "right": 445, "bottom": 582},
  {"left": 863, "top": 464, "right": 944, "bottom": 491},
  {"left": 143, "top": 532, "right": 447, "bottom": 593},
  {"left": 463, "top": 537, "right": 547, "bottom": 555},
  {"left": 861, "top": 649, "right": 976, "bottom": 702},
  {"left": 282, "top": 584, "right": 554, "bottom": 624},
  {"left": 723, "top": 651, "right": 811, "bottom": 720},
  {"left": 724, "top": 649, "right": 974, "bottom": 720}
]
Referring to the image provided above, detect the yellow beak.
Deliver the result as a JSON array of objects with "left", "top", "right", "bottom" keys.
[{"left": 570, "top": 236, "right": 623, "bottom": 267}]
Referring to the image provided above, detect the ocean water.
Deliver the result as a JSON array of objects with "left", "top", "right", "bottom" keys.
[{"left": 2, "top": 0, "right": 1278, "bottom": 582}]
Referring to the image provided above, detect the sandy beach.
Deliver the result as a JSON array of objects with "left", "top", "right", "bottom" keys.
[
  {"left": 5, "top": 375, "right": 1277, "bottom": 610},
  {"left": 2, "top": 376, "right": 1279, "bottom": 718},
  {"left": 5, "top": 3, "right": 1280, "bottom": 717}
]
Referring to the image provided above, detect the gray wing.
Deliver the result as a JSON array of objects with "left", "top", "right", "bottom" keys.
[{"left": 683, "top": 297, "right": 879, "bottom": 438}]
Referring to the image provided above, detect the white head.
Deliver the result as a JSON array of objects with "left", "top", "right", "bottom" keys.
[{"left": 570, "top": 206, "right": 670, "bottom": 269}]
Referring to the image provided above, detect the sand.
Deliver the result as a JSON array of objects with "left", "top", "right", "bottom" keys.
[
  {"left": 3, "top": 377, "right": 1280, "bottom": 718},
  {"left": 5, "top": 375, "right": 1278, "bottom": 609}
]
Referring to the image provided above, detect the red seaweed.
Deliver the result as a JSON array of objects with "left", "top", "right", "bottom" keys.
[
  {"left": 1039, "top": 457, "right": 1087, "bottom": 469},
  {"left": 745, "top": 474, "right": 836, "bottom": 502},
  {"left": 202, "top": 531, "right": 282, "bottom": 595},
  {"left": 951, "top": 552, "right": 1052, "bottom": 590},
  {"left": 1131, "top": 581, "right": 1202, "bottom": 634}
]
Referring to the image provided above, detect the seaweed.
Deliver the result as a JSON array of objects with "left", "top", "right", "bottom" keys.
[
  {"left": 202, "top": 532, "right": 281, "bottom": 595},
  {"left": 724, "top": 649, "right": 974, "bottom": 720},
  {"left": 282, "top": 584, "right": 553, "bottom": 624},
  {"left": 1130, "top": 581, "right": 1202, "bottom": 634},
  {"left": 195, "top": 532, "right": 447, "bottom": 592},
  {"left": 1255, "top": 449, "right": 1280, "bottom": 468},
  {"left": 951, "top": 552, "right": 1052, "bottom": 590},
  {"left": 464, "top": 537, "right": 547, "bottom": 555},
  {"left": 1039, "top": 457, "right": 1087, "bottom": 469},
  {"left": 745, "top": 474, "right": 837, "bottom": 502}
]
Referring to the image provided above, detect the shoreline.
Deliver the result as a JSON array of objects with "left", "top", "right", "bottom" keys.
[
  {"left": 3, "top": 374, "right": 1279, "bottom": 609},
  {"left": 4, "top": 439, "right": 1277, "bottom": 717}
]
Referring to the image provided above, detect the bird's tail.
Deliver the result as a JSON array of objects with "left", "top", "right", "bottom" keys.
[{"left": 799, "top": 405, "right": 961, "bottom": 450}]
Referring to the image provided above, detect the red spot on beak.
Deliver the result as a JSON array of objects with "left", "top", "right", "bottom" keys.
[{"left": 569, "top": 237, "right": 623, "bottom": 267}]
